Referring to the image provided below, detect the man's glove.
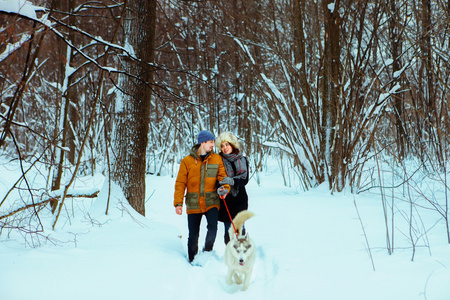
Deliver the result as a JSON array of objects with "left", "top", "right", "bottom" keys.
[
  {"left": 217, "top": 186, "right": 229, "bottom": 197},
  {"left": 219, "top": 177, "right": 234, "bottom": 186}
]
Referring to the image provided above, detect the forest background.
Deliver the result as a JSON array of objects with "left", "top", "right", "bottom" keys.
[{"left": 1, "top": 0, "right": 450, "bottom": 251}]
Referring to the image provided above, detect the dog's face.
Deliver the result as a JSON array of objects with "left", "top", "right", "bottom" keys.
[{"left": 230, "top": 238, "right": 254, "bottom": 266}]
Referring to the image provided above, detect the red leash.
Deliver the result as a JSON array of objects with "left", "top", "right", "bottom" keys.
[{"left": 220, "top": 194, "right": 239, "bottom": 239}]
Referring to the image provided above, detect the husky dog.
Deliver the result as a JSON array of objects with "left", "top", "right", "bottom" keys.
[{"left": 224, "top": 210, "right": 255, "bottom": 291}]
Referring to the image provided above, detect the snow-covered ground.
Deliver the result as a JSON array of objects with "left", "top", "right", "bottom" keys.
[{"left": 0, "top": 158, "right": 449, "bottom": 300}]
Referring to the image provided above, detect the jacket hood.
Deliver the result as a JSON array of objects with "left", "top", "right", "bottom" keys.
[
  {"left": 190, "top": 145, "right": 200, "bottom": 159},
  {"left": 189, "top": 144, "right": 214, "bottom": 160}
]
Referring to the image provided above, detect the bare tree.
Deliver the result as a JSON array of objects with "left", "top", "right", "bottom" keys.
[
  {"left": 51, "top": 0, "right": 77, "bottom": 194},
  {"left": 321, "top": 0, "right": 342, "bottom": 190},
  {"left": 389, "top": 0, "right": 407, "bottom": 160},
  {"left": 112, "top": 0, "right": 157, "bottom": 216}
]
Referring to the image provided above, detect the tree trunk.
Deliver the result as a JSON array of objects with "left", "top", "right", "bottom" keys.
[
  {"left": 321, "top": 0, "right": 341, "bottom": 190},
  {"left": 51, "top": 0, "right": 76, "bottom": 193},
  {"left": 112, "top": 0, "right": 157, "bottom": 216},
  {"left": 292, "top": 0, "right": 312, "bottom": 105},
  {"left": 390, "top": 0, "right": 406, "bottom": 160}
]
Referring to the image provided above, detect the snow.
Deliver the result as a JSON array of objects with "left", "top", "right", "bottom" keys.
[
  {"left": 0, "top": 0, "right": 51, "bottom": 26},
  {"left": 328, "top": 3, "right": 335, "bottom": 13},
  {"left": 0, "top": 158, "right": 449, "bottom": 300},
  {"left": 261, "top": 141, "right": 293, "bottom": 155},
  {"left": 0, "top": 0, "right": 43, "bottom": 19},
  {"left": 379, "top": 84, "right": 401, "bottom": 103},
  {"left": 394, "top": 64, "right": 409, "bottom": 79},
  {"left": 0, "top": 33, "right": 30, "bottom": 62},
  {"left": 233, "top": 36, "right": 256, "bottom": 65}
]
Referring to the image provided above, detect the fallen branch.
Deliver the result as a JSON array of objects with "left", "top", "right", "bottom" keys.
[
  {"left": 0, "top": 199, "right": 50, "bottom": 220},
  {"left": 1, "top": 191, "right": 100, "bottom": 220}
]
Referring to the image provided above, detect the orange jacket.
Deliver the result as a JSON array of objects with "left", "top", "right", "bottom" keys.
[{"left": 174, "top": 145, "right": 229, "bottom": 214}]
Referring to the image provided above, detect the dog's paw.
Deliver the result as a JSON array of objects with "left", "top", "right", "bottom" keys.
[{"left": 233, "top": 273, "right": 243, "bottom": 284}]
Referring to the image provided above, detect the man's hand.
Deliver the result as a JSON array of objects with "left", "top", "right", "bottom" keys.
[{"left": 175, "top": 206, "right": 183, "bottom": 215}]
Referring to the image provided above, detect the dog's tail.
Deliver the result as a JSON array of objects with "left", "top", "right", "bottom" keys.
[{"left": 231, "top": 210, "right": 254, "bottom": 237}]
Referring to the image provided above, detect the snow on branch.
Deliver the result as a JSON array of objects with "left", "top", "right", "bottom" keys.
[
  {"left": 0, "top": 0, "right": 51, "bottom": 25},
  {"left": 232, "top": 35, "right": 256, "bottom": 65},
  {"left": 0, "top": 0, "right": 132, "bottom": 75},
  {"left": 0, "top": 0, "right": 45, "bottom": 20},
  {"left": 0, "top": 32, "right": 30, "bottom": 62}
]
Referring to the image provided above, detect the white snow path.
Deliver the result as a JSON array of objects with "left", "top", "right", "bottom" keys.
[{"left": 0, "top": 170, "right": 449, "bottom": 300}]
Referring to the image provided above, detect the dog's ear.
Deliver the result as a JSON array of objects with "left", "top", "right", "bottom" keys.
[{"left": 237, "top": 231, "right": 248, "bottom": 242}]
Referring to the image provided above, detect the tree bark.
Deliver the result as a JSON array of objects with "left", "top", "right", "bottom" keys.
[
  {"left": 51, "top": 0, "right": 76, "bottom": 192},
  {"left": 390, "top": 0, "right": 406, "bottom": 160},
  {"left": 112, "top": 0, "right": 157, "bottom": 216},
  {"left": 292, "top": 0, "right": 312, "bottom": 104},
  {"left": 321, "top": 0, "right": 341, "bottom": 190}
]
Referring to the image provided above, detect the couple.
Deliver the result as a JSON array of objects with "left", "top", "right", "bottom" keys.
[{"left": 173, "top": 130, "right": 249, "bottom": 263}]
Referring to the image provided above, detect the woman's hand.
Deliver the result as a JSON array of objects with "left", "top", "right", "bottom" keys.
[{"left": 219, "top": 177, "right": 234, "bottom": 186}]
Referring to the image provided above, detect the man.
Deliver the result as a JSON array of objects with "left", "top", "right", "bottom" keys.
[{"left": 174, "top": 130, "right": 230, "bottom": 263}]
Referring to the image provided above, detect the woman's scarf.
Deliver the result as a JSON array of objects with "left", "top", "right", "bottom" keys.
[{"left": 222, "top": 152, "right": 247, "bottom": 197}]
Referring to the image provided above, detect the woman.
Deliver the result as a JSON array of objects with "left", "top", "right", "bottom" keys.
[{"left": 216, "top": 132, "right": 250, "bottom": 244}]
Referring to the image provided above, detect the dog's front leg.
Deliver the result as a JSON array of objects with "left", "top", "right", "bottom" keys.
[
  {"left": 233, "top": 272, "right": 242, "bottom": 284},
  {"left": 242, "top": 270, "right": 252, "bottom": 291},
  {"left": 226, "top": 268, "right": 234, "bottom": 285}
]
